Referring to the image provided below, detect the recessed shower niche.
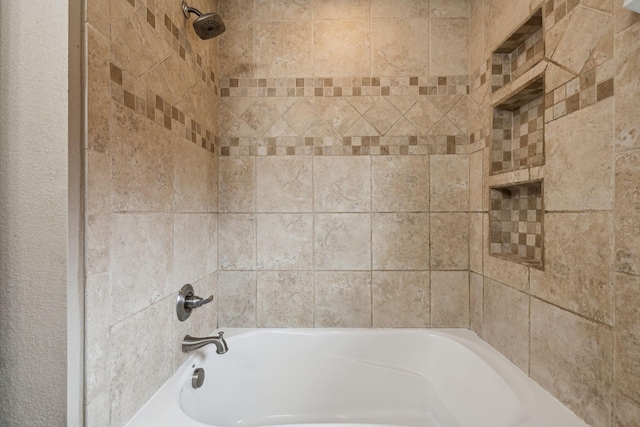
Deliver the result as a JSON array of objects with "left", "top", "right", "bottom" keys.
[{"left": 490, "top": 181, "right": 543, "bottom": 269}]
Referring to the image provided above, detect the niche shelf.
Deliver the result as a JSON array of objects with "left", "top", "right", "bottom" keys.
[
  {"left": 491, "top": 77, "right": 544, "bottom": 175},
  {"left": 491, "top": 8, "right": 544, "bottom": 93},
  {"left": 490, "top": 181, "right": 544, "bottom": 269}
]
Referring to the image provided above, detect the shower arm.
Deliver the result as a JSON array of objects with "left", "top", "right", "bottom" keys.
[{"left": 182, "top": 1, "right": 202, "bottom": 18}]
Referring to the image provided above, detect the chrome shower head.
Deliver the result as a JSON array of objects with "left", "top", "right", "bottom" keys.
[{"left": 182, "top": 1, "right": 225, "bottom": 40}]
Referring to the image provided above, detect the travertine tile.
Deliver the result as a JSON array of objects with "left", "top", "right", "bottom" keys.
[
  {"left": 484, "top": 0, "right": 531, "bottom": 56},
  {"left": 431, "top": 271, "right": 470, "bottom": 328},
  {"left": 482, "top": 214, "right": 529, "bottom": 291},
  {"left": 315, "top": 214, "right": 371, "bottom": 270},
  {"left": 87, "top": 0, "right": 110, "bottom": 37},
  {"left": 532, "top": 212, "right": 613, "bottom": 325},
  {"left": 469, "top": 0, "right": 485, "bottom": 73},
  {"left": 551, "top": 6, "right": 612, "bottom": 75},
  {"left": 158, "top": 53, "right": 197, "bottom": 107},
  {"left": 208, "top": 214, "right": 218, "bottom": 274},
  {"left": 315, "top": 271, "right": 372, "bottom": 327},
  {"left": 219, "top": 156, "right": 256, "bottom": 213},
  {"left": 372, "top": 213, "right": 430, "bottom": 270},
  {"left": 430, "top": 155, "right": 469, "bottom": 212},
  {"left": 469, "top": 149, "right": 484, "bottom": 212},
  {"left": 313, "top": 0, "right": 370, "bottom": 19},
  {"left": 430, "top": 18, "right": 469, "bottom": 76},
  {"left": 313, "top": 19, "right": 371, "bottom": 77},
  {"left": 111, "top": 103, "right": 174, "bottom": 212},
  {"left": 430, "top": 0, "right": 470, "bottom": 17},
  {"left": 256, "top": 21, "right": 312, "bottom": 77},
  {"left": 218, "top": 214, "right": 256, "bottom": 270},
  {"left": 615, "top": 151, "right": 640, "bottom": 275},
  {"left": 110, "top": 298, "right": 172, "bottom": 427},
  {"left": 85, "top": 391, "right": 110, "bottom": 427},
  {"left": 257, "top": 271, "right": 314, "bottom": 327},
  {"left": 110, "top": 213, "right": 173, "bottom": 323},
  {"left": 217, "top": 271, "right": 257, "bottom": 327},
  {"left": 174, "top": 139, "right": 209, "bottom": 212},
  {"left": 86, "top": 150, "right": 111, "bottom": 276},
  {"left": 615, "top": 273, "right": 640, "bottom": 403},
  {"left": 371, "top": 18, "right": 430, "bottom": 76},
  {"left": 470, "top": 272, "right": 483, "bottom": 336},
  {"left": 218, "top": 21, "right": 255, "bottom": 78},
  {"left": 372, "top": 0, "right": 430, "bottom": 18},
  {"left": 87, "top": 28, "right": 110, "bottom": 153},
  {"left": 615, "top": 393, "right": 640, "bottom": 427},
  {"left": 469, "top": 213, "right": 483, "bottom": 274},
  {"left": 405, "top": 98, "right": 444, "bottom": 134},
  {"left": 314, "top": 157, "right": 371, "bottom": 212},
  {"left": 545, "top": 98, "right": 613, "bottom": 211},
  {"left": 256, "top": 0, "right": 312, "bottom": 20},
  {"left": 173, "top": 214, "right": 208, "bottom": 285},
  {"left": 372, "top": 271, "right": 430, "bottom": 327},
  {"left": 530, "top": 298, "right": 613, "bottom": 427},
  {"left": 615, "top": 0, "right": 640, "bottom": 34},
  {"left": 363, "top": 98, "right": 403, "bottom": 135},
  {"left": 615, "top": 23, "right": 640, "bottom": 153},
  {"left": 371, "top": 156, "right": 429, "bottom": 212},
  {"left": 256, "top": 156, "right": 313, "bottom": 212},
  {"left": 257, "top": 214, "right": 313, "bottom": 270},
  {"left": 85, "top": 274, "right": 110, "bottom": 402},
  {"left": 430, "top": 213, "right": 469, "bottom": 270},
  {"left": 219, "top": 0, "right": 255, "bottom": 20},
  {"left": 208, "top": 154, "right": 219, "bottom": 213},
  {"left": 484, "top": 278, "right": 530, "bottom": 373}
]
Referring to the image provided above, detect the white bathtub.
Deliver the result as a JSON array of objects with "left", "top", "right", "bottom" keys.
[{"left": 126, "top": 329, "right": 588, "bottom": 427}]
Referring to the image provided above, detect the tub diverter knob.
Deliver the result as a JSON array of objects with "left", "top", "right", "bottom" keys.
[
  {"left": 192, "top": 368, "right": 205, "bottom": 389},
  {"left": 177, "top": 284, "right": 214, "bottom": 321}
]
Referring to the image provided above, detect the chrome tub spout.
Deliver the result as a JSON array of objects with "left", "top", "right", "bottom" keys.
[{"left": 182, "top": 331, "right": 228, "bottom": 354}]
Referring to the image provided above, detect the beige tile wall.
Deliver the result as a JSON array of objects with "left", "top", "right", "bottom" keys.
[
  {"left": 216, "top": 0, "right": 471, "bottom": 332},
  {"left": 85, "top": 0, "right": 219, "bottom": 425},
  {"left": 470, "top": 0, "right": 640, "bottom": 425}
]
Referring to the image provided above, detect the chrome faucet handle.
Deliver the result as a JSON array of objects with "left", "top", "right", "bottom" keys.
[{"left": 177, "top": 284, "right": 213, "bottom": 321}]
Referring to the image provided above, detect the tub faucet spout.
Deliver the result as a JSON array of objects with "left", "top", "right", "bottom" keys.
[{"left": 182, "top": 331, "right": 228, "bottom": 354}]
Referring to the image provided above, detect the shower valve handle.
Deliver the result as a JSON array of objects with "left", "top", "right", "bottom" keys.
[{"left": 177, "top": 284, "right": 213, "bottom": 321}]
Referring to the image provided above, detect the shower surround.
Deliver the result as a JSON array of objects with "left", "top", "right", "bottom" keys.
[{"left": 82, "top": 0, "right": 640, "bottom": 426}]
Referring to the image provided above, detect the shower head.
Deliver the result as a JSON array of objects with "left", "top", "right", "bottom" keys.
[{"left": 182, "top": 1, "right": 225, "bottom": 40}]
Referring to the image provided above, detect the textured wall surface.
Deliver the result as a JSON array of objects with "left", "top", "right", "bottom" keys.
[
  {"left": 0, "top": 1, "right": 69, "bottom": 425},
  {"left": 85, "top": 0, "right": 220, "bottom": 425},
  {"left": 469, "top": 1, "right": 640, "bottom": 425}
]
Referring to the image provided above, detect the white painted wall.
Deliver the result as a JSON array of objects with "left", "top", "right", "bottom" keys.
[{"left": 0, "top": 1, "right": 73, "bottom": 425}]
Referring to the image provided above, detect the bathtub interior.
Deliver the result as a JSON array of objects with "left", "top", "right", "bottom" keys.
[{"left": 178, "top": 330, "right": 527, "bottom": 427}]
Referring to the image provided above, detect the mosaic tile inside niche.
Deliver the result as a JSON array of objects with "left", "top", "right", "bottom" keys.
[
  {"left": 544, "top": 63, "right": 614, "bottom": 124},
  {"left": 219, "top": 135, "right": 469, "bottom": 157},
  {"left": 491, "top": 9, "right": 543, "bottom": 92},
  {"left": 110, "top": 62, "right": 218, "bottom": 154},
  {"left": 122, "top": 0, "right": 219, "bottom": 95},
  {"left": 492, "top": 79, "right": 544, "bottom": 175},
  {"left": 490, "top": 183, "right": 543, "bottom": 268},
  {"left": 220, "top": 75, "right": 469, "bottom": 98},
  {"left": 544, "top": 0, "right": 581, "bottom": 32}
]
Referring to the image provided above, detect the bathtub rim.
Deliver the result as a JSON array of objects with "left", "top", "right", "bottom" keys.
[{"left": 125, "top": 328, "right": 589, "bottom": 427}]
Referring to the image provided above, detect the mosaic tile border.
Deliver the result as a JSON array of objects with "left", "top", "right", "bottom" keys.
[
  {"left": 122, "top": 0, "right": 219, "bottom": 95},
  {"left": 220, "top": 75, "right": 469, "bottom": 98},
  {"left": 544, "top": 62, "right": 614, "bottom": 123},
  {"left": 490, "top": 182, "right": 544, "bottom": 269},
  {"left": 218, "top": 135, "right": 470, "bottom": 157},
  {"left": 110, "top": 62, "right": 218, "bottom": 154}
]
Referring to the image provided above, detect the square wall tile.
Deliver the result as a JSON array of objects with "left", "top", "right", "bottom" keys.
[
  {"left": 257, "top": 271, "right": 314, "bottom": 327},
  {"left": 313, "top": 19, "right": 371, "bottom": 77},
  {"left": 530, "top": 298, "right": 613, "bottom": 427},
  {"left": 372, "top": 271, "right": 430, "bottom": 327},
  {"left": 257, "top": 214, "right": 313, "bottom": 270},
  {"left": 371, "top": 18, "right": 430, "bottom": 76},
  {"left": 470, "top": 272, "right": 483, "bottom": 336},
  {"left": 469, "top": 212, "right": 483, "bottom": 274},
  {"left": 430, "top": 213, "right": 469, "bottom": 270},
  {"left": 615, "top": 393, "right": 640, "bottom": 427},
  {"left": 86, "top": 150, "right": 111, "bottom": 276},
  {"left": 217, "top": 271, "right": 257, "bottom": 327},
  {"left": 615, "top": 23, "right": 640, "bottom": 152},
  {"left": 430, "top": 155, "right": 469, "bottom": 212},
  {"left": 431, "top": 271, "right": 469, "bottom": 328},
  {"left": 110, "top": 213, "right": 173, "bottom": 323},
  {"left": 315, "top": 214, "right": 371, "bottom": 270},
  {"left": 255, "top": 21, "right": 313, "bottom": 77},
  {"left": 256, "top": 156, "right": 313, "bottom": 212},
  {"left": 314, "top": 156, "right": 371, "bottom": 212},
  {"left": 218, "top": 21, "right": 255, "bottom": 78},
  {"left": 615, "top": 273, "right": 640, "bottom": 403},
  {"left": 315, "top": 272, "right": 372, "bottom": 327},
  {"left": 430, "top": 18, "right": 469, "bottom": 76},
  {"left": 372, "top": 213, "right": 430, "bottom": 270},
  {"left": 174, "top": 139, "right": 208, "bottom": 212},
  {"left": 173, "top": 214, "right": 208, "bottom": 285},
  {"left": 219, "top": 157, "right": 256, "bottom": 213},
  {"left": 218, "top": 214, "right": 256, "bottom": 270},
  {"left": 372, "top": 155, "right": 429, "bottom": 212},
  {"left": 615, "top": 150, "right": 640, "bottom": 275},
  {"left": 484, "top": 278, "right": 530, "bottom": 373}
]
